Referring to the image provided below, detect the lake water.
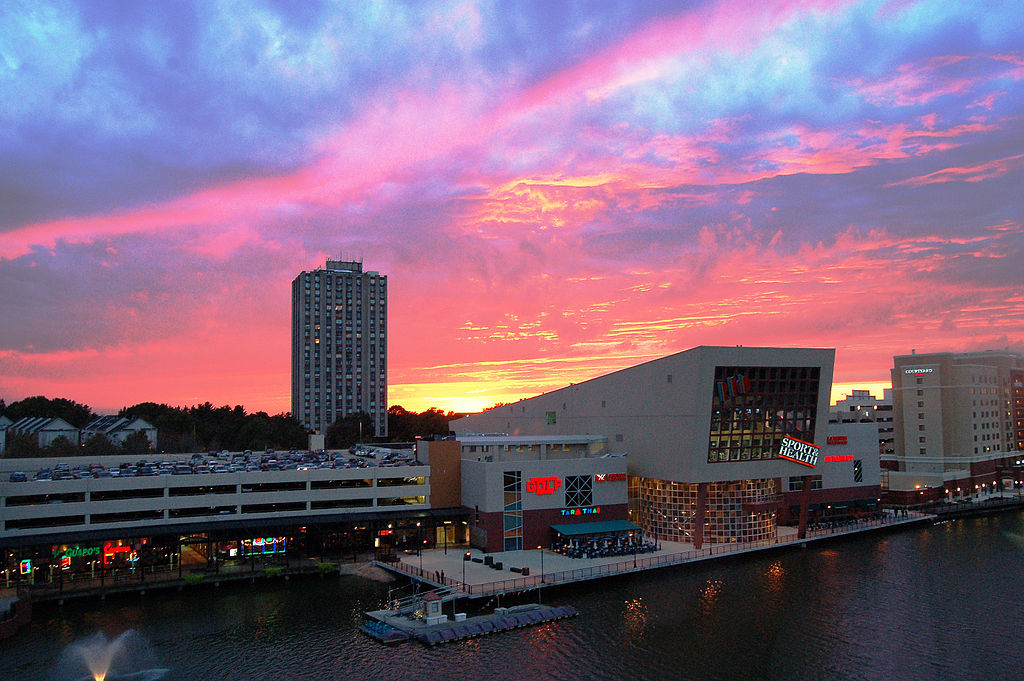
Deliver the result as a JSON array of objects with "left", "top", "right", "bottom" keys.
[{"left": 4, "top": 512, "right": 1024, "bottom": 681}]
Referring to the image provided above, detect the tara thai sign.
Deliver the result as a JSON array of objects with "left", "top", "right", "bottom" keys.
[{"left": 560, "top": 506, "right": 601, "bottom": 516}]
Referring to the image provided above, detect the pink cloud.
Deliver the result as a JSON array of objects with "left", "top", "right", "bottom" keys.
[{"left": 886, "top": 153, "right": 1024, "bottom": 187}]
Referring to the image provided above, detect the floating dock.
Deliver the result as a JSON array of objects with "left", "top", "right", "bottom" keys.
[{"left": 363, "top": 602, "right": 578, "bottom": 645}]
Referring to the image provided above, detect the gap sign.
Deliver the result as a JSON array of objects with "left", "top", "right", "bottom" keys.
[{"left": 778, "top": 436, "right": 820, "bottom": 468}]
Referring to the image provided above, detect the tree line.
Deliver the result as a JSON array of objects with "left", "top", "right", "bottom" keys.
[{"left": 1, "top": 396, "right": 458, "bottom": 458}]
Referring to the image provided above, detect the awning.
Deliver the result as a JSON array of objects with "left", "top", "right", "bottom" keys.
[{"left": 550, "top": 520, "right": 642, "bottom": 537}]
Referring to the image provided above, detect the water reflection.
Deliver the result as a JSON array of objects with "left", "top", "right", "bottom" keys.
[
  {"left": 698, "top": 579, "right": 723, "bottom": 616},
  {"left": 765, "top": 560, "right": 785, "bottom": 593},
  {"left": 6, "top": 515, "right": 1024, "bottom": 681},
  {"left": 623, "top": 598, "right": 647, "bottom": 639}
]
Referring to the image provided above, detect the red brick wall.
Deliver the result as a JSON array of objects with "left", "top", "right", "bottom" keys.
[{"left": 471, "top": 504, "right": 629, "bottom": 553}]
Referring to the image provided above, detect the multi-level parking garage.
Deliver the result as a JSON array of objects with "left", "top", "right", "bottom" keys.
[{"left": 0, "top": 450, "right": 466, "bottom": 589}]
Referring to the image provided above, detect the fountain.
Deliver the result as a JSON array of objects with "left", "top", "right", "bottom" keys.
[{"left": 52, "top": 630, "right": 169, "bottom": 681}]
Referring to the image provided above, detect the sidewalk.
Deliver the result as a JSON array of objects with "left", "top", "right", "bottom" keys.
[{"left": 384, "top": 512, "right": 931, "bottom": 597}]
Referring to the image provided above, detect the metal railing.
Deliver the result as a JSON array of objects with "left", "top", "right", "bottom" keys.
[{"left": 385, "top": 512, "right": 928, "bottom": 598}]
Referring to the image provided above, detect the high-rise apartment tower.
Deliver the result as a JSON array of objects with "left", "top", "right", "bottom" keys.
[{"left": 291, "top": 259, "right": 387, "bottom": 437}]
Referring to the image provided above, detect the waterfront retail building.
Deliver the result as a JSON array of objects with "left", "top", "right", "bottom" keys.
[
  {"left": 418, "top": 435, "right": 629, "bottom": 553},
  {"left": 450, "top": 346, "right": 881, "bottom": 547}
]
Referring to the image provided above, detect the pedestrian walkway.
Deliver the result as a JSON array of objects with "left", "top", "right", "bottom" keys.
[{"left": 379, "top": 511, "right": 931, "bottom": 598}]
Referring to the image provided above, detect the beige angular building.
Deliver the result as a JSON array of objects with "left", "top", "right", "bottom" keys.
[{"left": 452, "top": 346, "right": 880, "bottom": 545}]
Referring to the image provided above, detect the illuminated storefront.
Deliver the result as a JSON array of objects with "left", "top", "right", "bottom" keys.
[{"left": 452, "top": 435, "right": 629, "bottom": 553}]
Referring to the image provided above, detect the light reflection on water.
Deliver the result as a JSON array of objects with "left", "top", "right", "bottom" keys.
[{"left": 4, "top": 512, "right": 1024, "bottom": 681}]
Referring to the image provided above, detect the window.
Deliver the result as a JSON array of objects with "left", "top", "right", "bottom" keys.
[
  {"left": 707, "top": 365, "right": 821, "bottom": 463},
  {"left": 564, "top": 475, "right": 593, "bottom": 508},
  {"left": 788, "top": 476, "right": 822, "bottom": 491},
  {"left": 854, "top": 460, "right": 863, "bottom": 483},
  {"left": 502, "top": 471, "right": 522, "bottom": 551}
]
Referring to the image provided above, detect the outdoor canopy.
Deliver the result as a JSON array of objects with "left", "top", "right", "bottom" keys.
[{"left": 550, "top": 520, "right": 642, "bottom": 537}]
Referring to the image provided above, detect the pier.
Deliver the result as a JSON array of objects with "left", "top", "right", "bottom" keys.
[{"left": 375, "top": 511, "right": 934, "bottom": 599}]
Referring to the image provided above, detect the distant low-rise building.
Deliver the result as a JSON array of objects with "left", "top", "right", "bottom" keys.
[
  {"left": 6, "top": 417, "right": 80, "bottom": 449},
  {"left": 82, "top": 416, "right": 158, "bottom": 449},
  {"left": 0, "top": 416, "right": 12, "bottom": 454},
  {"left": 829, "top": 389, "right": 894, "bottom": 458}
]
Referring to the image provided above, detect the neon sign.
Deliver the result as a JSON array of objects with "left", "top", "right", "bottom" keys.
[
  {"left": 103, "top": 541, "right": 134, "bottom": 565},
  {"left": 778, "top": 436, "right": 820, "bottom": 468},
  {"left": 826, "top": 436, "right": 847, "bottom": 445},
  {"left": 526, "top": 477, "right": 562, "bottom": 495},
  {"left": 823, "top": 455, "right": 854, "bottom": 463},
  {"left": 595, "top": 473, "right": 626, "bottom": 482},
  {"left": 242, "top": 537, "right": 287, "bottom": 555},
  {"left": 52, "top": 545, "right": 101, "bottom": 560},
  {"left": 561, "top": 506, "right": 601, "bottom": 516},
  {"left": 904, "top": 368, "right": 933, "bottom": 375},
  {"left": 19, "top": 560, "right": 31, "bottom": 575}
]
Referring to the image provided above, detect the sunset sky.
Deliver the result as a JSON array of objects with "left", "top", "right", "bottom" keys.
[{"left": 1, "top": 0, "right": 1022, "bottom": 417}]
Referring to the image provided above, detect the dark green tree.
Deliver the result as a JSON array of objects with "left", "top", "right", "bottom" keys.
[
  {"left": 388, "top": 405, "right": 454, "bottom": 441},
  {"left": 82, "top": 433, "right": 119, "bottom": 457},
  {"left": 123, "top": 430, "right": 153, "bottom": 456},
  {"left": 326, "top": 413, "right": 373, "bottom": 449},
  {"left": 3, "top": 432, "right": 42, "bottom": 458},
  {"left": 4, "top": 396, "right": 94, "bottom": 427},
  {"left": 46, "top": 435, "right": 79, "bottom": 457}
]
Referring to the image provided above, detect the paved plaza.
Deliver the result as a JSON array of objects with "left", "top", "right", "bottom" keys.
[{"left": 385, "top": 516, "right": 926, "bottom": 595}]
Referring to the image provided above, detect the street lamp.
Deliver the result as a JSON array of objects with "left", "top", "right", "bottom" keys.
[
  {"left": 537, "top": 546, "right": 544, "bottom": 604},
  {"left": 462, "top": 551, "right": 471, "bottom": 590},
  {"left": 417, "top": 522, "right": 423, "bottom": 575}
]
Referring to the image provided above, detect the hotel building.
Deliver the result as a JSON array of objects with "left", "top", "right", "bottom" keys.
[
  {"left": 451, "top": 346, "right": 880, "bottom": 547},
  {"left": 886, "top": 349, "right": 1024, "bottom": 502},
  {"left": 291, "top": 260, "right": 387, "bottom": 437}
]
